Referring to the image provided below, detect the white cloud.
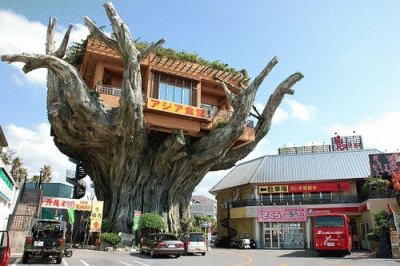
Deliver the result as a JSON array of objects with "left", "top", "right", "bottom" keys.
[
  {"left": 253, "top": 102, "right": 289, "bottom": 124},
  {"left": 323, "top": 111, "right": 400, "bottom": 152},
  {"left": 5, "top": 123, "right": 74, "bottom": 183},
  {"left": 285, "top": 99, "right": 314, "bottom": 121},
  {"left": 0, "top": 10, "right": 89, "bottom": 86}
]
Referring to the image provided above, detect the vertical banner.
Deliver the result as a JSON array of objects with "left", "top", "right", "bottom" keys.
[
  {"left": 67, "top": 208, "right": 75, "bottom": 225},
  {"left": 133, "top": 210, "right": 142, "bottom": 231},
  {"left": 90, "top": 201, "right": 104, "bottom": 232}
]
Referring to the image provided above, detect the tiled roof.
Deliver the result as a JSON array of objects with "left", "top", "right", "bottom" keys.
[{"left": 209, "top": 149, "right": 381, "bottom": 194}]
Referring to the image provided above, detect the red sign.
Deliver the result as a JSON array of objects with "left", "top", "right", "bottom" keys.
[
  {"left": 288, "top": 181, "right": 351, "bottom": 193},
  {"left": 308, "top": 206, "right": 362, "bottom": 216},
  {"left": 258, "top": 207, "right": 307, "bottom": 222}
]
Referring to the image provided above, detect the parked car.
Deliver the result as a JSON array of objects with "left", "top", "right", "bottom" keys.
[
  {"left": 140, "top": 233, "right": 184, "bottom": 258},
  {"left": 179, "top": 232, "right": 207, "bottom": 255},
  {"left": 22, "top": 219, "right": 67, "bottom": 264},
  {"left": 0, "top": 230, "right": 10, "bottom": 266}
]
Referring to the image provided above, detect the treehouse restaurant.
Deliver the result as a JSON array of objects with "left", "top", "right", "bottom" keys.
[
  {"left": 210, "top": 135, "right": 400, "bottom": 250},
  {"left": 76, "top": 37, "right": 255, "bottom": 147}
]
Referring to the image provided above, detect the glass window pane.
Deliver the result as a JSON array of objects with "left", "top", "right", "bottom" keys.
[
  {"left": 159, "top": 82, "right": 167, "bottom": 100},
  {"left": 182, "top": 88, "right": 191, "bottom": 105},
  {"left": 175, "top": 87, "right": 182, "bottom": 104},
  {"left": 167, "top": 84, "right": 175, "bottom": 102}
]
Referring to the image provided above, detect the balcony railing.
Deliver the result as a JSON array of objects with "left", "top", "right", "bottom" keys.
[
  {"left": 230, "top": 195, "right": 360, "bottom": 208},
  {"left": 96, "top": 84, "right": 122, "bottom": 96}
]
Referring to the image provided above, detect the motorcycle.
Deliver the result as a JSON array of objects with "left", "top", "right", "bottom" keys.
[
  {"left": 64, "top": 244, "right": 73, "bottom": 257},
  {"left": 238, "top": 238, "right": 251, "bottom": 249}
]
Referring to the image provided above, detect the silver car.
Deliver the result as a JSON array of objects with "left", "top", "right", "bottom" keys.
[
  {"left": 140, "top": 233, "right": 184, "bottom": 258},
  {"left": 179, "top": 232, "right": 207, "bottom": 255}
]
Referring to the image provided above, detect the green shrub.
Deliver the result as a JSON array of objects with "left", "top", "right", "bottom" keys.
[
  {"left": 101, "top": 219, "right": 113, "bottom": 233},
  {"left": 101, "top": 232, "right": 121, "bottom": 247},
  {"left": 138, "top": 212, "right": 167, "bottom": 235}
]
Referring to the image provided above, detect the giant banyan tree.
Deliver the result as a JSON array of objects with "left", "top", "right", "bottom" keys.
[{"left": 1, "top": 3, "right": 303, "bottom": 233}]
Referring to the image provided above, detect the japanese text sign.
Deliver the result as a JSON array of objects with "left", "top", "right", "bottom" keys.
[
  {"left": 42, "top": 197, "right": 92, "bottom": 211},
  {"left": 258, "top": 207, "right": 307, "bottom": 222},
  {"left": 90, "top": 201, "right": 104, "bottom": 232},
  {"left": 259, "top": 185, "right": 288, "bottom": 194},
  {"left": 147, "top": 98, "right": 207, "bottom": 118},
  {"left": 259, "top": 181, "right": 350, "bottom": 194}
]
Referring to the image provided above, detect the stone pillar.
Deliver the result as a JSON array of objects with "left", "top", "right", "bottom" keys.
[{"left": 306, "top": 217, "right": 312, "bottom": 249}]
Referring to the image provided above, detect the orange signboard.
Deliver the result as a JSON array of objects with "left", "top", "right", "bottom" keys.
[{"left": 147, "top": 98, "right": 207, "bottom": 118}]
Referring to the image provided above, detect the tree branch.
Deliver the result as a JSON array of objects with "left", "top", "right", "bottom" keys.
[
  {"left": 84, "top": 16, "right": 119, "bottom": 50},
  {"left": 244, "top": 56, "right": 278, "bottom": 98},
  {"left": 53, "top": 24, "right": 73, "bottom": 59},
  {"left": 138, "top": 38, "right": 165, "bottom": 62},
  {"left": 220, "top": 81, "right": 237, "bottom": 110},
  {"left": 103, "top": 2, "right": 137, "bottom": 59},
  {"left": 210, "top": 72, "right": 304, "bottom": 170},
  {"left": 46, "top": 17, "right": 56, "bottom": 55}
]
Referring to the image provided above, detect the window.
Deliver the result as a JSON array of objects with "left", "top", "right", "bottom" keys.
[
  {"left": 151, "top": 72, "right": 196, "bottom": 106},
  {"left": 293, "top": 193, "right": 303, "bottom": 203}
]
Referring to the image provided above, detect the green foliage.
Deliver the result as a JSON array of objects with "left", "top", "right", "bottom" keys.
[
  {"left": 65, "top": 38, "right": 88, "bottom": 67},
  {"left": 361, "top": 177, "right": 390, "bottom": 197},
  {"left": 101, "top": 219, "right": 113, "bottom": 233},
  {"left": 138, "top": 212, "right": 167, "bottom": 234},
  {"left": 193, "top": 215, "right": 215, "bottom": 227},
  {"left": 180, "top": 215, "right": 194, "bottom": 233},
  {"left": 365, "top": 210, "right": 391, "bottom": 241},
  {"left": 65, "top": 36, "right": 248, "bottom": 78},
  {"left": 215, "top": 119, "right": 227, "bottom": 129},
  {"left": 101, "top": 232, "right": 121, "bottom": 246}
]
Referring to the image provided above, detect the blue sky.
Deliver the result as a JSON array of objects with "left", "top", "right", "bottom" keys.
[{"left": 0, "top": 1, "right": 399, "bottom": 199}]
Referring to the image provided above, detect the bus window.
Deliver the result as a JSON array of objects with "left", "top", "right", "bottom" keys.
[{"left": 315, "top": 216, "right": 344, "bottom": 227}]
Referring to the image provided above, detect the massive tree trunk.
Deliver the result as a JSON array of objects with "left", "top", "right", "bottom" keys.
[{"left": 1, "top": 2, "right": 303, "bottom": 233}]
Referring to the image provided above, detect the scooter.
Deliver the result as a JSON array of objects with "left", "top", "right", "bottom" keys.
[
  {"left": 238, "top": 238, "right": 251, "bottom": 249},
  {"left": 64, "top": 244, "right": 73, "bottom": 257}
]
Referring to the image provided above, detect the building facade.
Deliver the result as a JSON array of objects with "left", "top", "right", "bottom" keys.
[
  {"left": 210, "top": 148, "right": 398, "bottom": 250},
  {"left": 0, "top": 126, "right": 19, "bottom": 230},
  {"left": 190, "top": 195, "right": 217, "bottom": 219}
]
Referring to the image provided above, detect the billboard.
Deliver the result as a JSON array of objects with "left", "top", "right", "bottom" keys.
[
  {"left": 331, "top": 135, "right": 363, "bottom": 151},
  {"left": 369, "top": 153, "right": 400, "bottom": 176}
]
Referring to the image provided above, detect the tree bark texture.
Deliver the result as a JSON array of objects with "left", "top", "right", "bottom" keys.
[{"left": 1, "top": 2, "right": 303, "bottom": 233}]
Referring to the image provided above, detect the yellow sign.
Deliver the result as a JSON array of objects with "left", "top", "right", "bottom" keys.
[
  {"left": 90, "top": 201, "right": 104, "bottom": 232},
  {"left": 259, "top": 185, "right": 289, "bottom": 194},
  {"left": 147, "top": 98, "right": 207, "bottom": 118}
]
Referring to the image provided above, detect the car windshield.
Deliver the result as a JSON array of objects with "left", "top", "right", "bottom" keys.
[
  {"left": 189, "top": 234, "right": 204, "bottom": 242},
  {"left": 159, "top": 234, "right": 178, "bottom": 241},
  {"left": 315, "top": 216, "right": 344, "bottom": 228}
]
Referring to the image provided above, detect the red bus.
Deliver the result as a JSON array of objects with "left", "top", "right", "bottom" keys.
[{"left": 312, "top": 214, "right": 352, "bottom": 256}]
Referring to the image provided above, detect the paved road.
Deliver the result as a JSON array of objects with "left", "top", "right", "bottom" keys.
[{"left": 9, "top": 248, "right": 400, "bottom": 266}]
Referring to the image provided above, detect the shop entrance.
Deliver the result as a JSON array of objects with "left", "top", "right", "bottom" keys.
[{"left": 263, "top": 222, "right": 304, "bottom": 249}]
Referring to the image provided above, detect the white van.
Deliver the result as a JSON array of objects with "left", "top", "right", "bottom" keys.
[{"left": 179, "top": 232, "right": 207, "bottom": 255}]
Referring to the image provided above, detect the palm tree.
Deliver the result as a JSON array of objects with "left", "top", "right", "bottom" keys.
[
  {"left": 0, "top": 149, "right": 14, "bottom": 166},
  {"left": 41, "top": 165, "right": 52, "bottom": 183},
  {"left": 31, "top": 175, "right": 40, "bottom": 183},
  {"left": 11, "top": 157, "right": 22, "bottom": 181},
  {"left": 17, "top": 167, "right": 28, "bottom": 182}
]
